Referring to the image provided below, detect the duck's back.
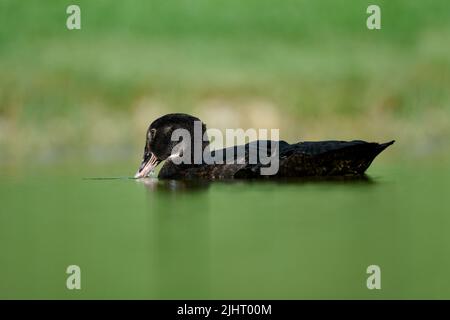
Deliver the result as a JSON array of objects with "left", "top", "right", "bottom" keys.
[
  {"left": 158, "top": 140, "right": 394, "bottom": 179},
  {"left": 275, "top": 140, "right": 394, "bottom": 177}
]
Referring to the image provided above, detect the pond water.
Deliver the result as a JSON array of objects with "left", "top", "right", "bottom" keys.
[{"left": 1, "top": 162, "right": 450, "bottom": 299}]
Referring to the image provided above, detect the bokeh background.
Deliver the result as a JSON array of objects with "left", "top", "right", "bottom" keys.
[
  {"left": 1, "top": 0, "right": 449, "bottom": 169},
  {"left": 1, "top": 0, "right": 450, "bottom": 300}
]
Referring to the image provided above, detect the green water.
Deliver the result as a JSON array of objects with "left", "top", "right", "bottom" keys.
[{"left": 1, "top": 163, "right": 450, "bottom": 299}]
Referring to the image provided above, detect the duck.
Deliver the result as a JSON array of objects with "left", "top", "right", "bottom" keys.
[{"left": 134, "top": 113, "right": 394, "bottom": 180}]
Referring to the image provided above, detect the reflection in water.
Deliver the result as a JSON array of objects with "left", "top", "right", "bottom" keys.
[
  {"left": 5, "top": 166, "right": 450, "bottom": 298},
  {"left": 240, "top": 174, "right": 374, "bottom": 186},
  {"left": 138, "top": 175, "right": 374, "bottom": 298},
  {"left": 142, "top": 178, "right": 211, "bottom": 298},
  {"left": 139, "top": 174, "right": 374, "bottom": 193},
  {"left": 140, "top": 178, "right": 212, "bottom": 193}
]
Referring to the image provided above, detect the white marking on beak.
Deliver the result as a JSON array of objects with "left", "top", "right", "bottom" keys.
[{"left": 134, "top": 153, "right": 159, "bottom": 179}]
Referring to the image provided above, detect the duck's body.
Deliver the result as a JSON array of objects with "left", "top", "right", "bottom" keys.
[
  {"left": 157, "top": 140, "right": 394, "bottom": 179},
  {"left": 135, "top": 113, "right": 394, "bottom": 180}
]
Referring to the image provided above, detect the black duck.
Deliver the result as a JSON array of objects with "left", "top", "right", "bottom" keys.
[{"left": 135, "top": 113, "right": 394, "bottom": 180}]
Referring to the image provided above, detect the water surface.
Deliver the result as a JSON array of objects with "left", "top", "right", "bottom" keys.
[{"left": 1, "top": 163, "right": 449, "bottom": 299}]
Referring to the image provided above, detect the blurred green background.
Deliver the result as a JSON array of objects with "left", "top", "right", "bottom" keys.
[
  {"left": 1, "top": 0, "right": 450, "bottom": 300},
  {"left": 1, "top": 0, "right": 449, "bottom": 167}
]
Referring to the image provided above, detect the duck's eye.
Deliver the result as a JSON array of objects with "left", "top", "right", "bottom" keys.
[{"left": 148, "top": 128, "right": 156, "bottom": 139}]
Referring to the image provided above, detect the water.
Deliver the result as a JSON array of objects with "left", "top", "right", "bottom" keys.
[{"left": 1, "top": 162, "right": 450, "bottom": 299}]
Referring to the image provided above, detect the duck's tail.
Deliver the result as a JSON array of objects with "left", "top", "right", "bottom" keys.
[
  {"left": 348, "top": 140, "right": 395, "bottom": 174},
  {"left": 376, "top": 140, "right": 395, "bottom": 155},
  {"left": 277, "top": 139, "right": 395, "bottom": 177}
]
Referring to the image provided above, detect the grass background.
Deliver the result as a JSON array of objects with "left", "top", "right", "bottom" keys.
[{"left": 0, "top": 0, "right": 449, "bottom": 167}]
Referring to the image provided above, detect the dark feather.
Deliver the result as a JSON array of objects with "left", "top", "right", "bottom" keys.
[{"left": 159, "top": 140, "right": 394, "bottom": 179}]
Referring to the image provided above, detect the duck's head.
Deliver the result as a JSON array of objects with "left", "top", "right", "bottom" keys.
[{"left": 134, "top": 113, "right": 208, "bottom": 178}]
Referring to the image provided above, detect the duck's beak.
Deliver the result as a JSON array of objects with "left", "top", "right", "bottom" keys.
[{"left": 134, "top": 152, "right": 161, "bottom": 179}]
